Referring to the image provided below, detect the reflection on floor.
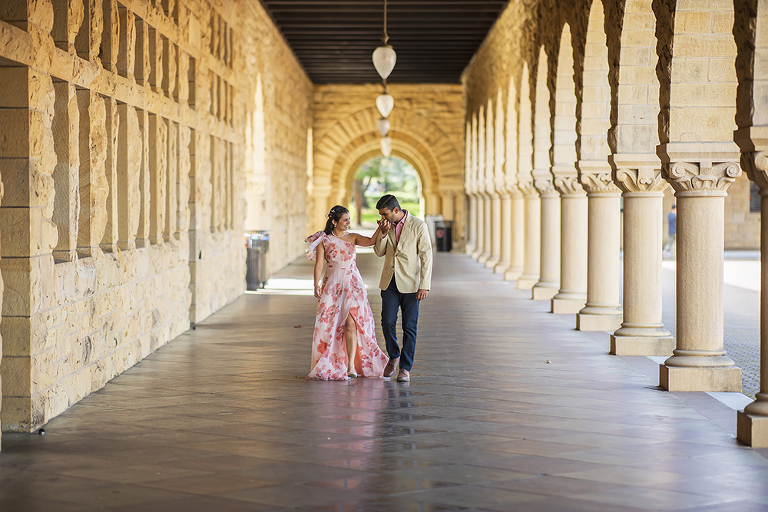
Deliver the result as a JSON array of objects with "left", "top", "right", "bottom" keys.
[{"left": 1, "top": 252, "right": 767, "bottom": 511}]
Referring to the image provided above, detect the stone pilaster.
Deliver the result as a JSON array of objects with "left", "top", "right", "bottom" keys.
[
  {"left": 551, "top": 172, "right": 588, "bottom": 314},
  {"left": 515, "top": 181, "right": 538, "bottom": 287},
  {"left": 577, "top": 162, "right": 623, "bottom": 331},
  {"left": 479, "top": 192, "right": 492, "bottom": 264},
  {"left": 658, "top": 143, "right": 742, "bottom": 392},
  {"left": 610, "top": 156, "right": 675, "bottom": 356},
  {"left": 532, "top": 172, "right": 560, "bottom": 300},
  {"left": 735, "top": 127, "right": 768, "bottom": 446}
]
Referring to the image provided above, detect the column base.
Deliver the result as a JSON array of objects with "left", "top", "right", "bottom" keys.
[
  {"left": 485, "top": 257, "right": 500, "bottom": 269},
  {"left": 478, "top": 252, "right": 491, "bottom": 264},
  {"left": 532, "top": 284, "right": 558, "bottom": 300},
  {"left": 610, "top": 335, "right": 675, "bottom": 356},
  {"left": 465, "top": 244, "right": 475, "bottom": 255},
  {"left": 493, "top": 261, "right": 509, "bottom": 274},
  {"left": 551, "top": 296, "right": 586, "bottom": 314},
  {"left": 516, "top": 275, "right": 538, "bottom": 290},
  {"left": 503, "top": 266, "right": 522, "bottom": 281},
  {"left": 577, "top": 313, "right": 623, "bottom": 332},
  {"left": 737, "top": 411, "right": 768, "bottom": 448},
  {"left": 471, "top": 249, "right": 483, "bottom": 260},
  {"left": 659, "top": 365, "right": 742, "bottom": 392}
]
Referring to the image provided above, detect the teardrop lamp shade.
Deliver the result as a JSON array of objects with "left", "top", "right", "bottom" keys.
[
  {"left": 377, "top": 118, "right": 391, "bottom": 137},
  {"left": 381, "top": 136, "right": 392, "bottom": 157},
  {"left": 376, "top": 94, "right": 394, "bottom": 118},
  {"left": 372, "top": 45, "right": 397, "bottom": 79}
]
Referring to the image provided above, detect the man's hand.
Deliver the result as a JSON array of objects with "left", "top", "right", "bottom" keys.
[
  {"left": 377, "top": 218, "right": 392, "bottom": 235},
  {"left": 416, "top": 289, "right": 428, "bottom": 301}
]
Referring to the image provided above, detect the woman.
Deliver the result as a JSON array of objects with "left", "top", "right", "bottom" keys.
[{"left": 305, "top": 206, "right": 389, "bottom": 380}]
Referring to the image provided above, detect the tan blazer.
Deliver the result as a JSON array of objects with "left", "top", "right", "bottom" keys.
[{"left": 374, "top": 213, "right": 433, "bottom": 293}]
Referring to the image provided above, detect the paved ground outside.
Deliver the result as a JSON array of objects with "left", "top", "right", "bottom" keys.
[{"left": 1, "top": 250, "right": 767, "bottom": 511}]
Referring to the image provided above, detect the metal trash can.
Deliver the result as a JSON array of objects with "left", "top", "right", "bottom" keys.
[
  {"left": 245, "top": 231, "right": 270, "bottom": 290},
  {"left": 435, "top": 220, "right": 453, "bottom": 252}
]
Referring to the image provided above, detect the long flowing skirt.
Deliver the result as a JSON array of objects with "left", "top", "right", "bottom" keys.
[{"left": 308, "top": 264, "right": 388, "bottom": 380}]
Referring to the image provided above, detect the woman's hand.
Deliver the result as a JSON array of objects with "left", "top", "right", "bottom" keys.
[{"left": 314, "top": 282, "right": 323, "bottom": 299}]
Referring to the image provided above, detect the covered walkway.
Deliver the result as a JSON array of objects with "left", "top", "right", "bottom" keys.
[{"left": 1, "top": 252, "right": 767, "bottom": 511}]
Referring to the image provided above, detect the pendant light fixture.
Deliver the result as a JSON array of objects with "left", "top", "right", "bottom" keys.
[
  {"left": 376, "top": 89, "right": 394, "bottom": 118},
  {"left": 372, "top": 0, "right": 396, "bottom": 79},
  {"left": 381, "top": 136, "right": 392, "bottom": 157},
  {"left": 377, "top": 118, "right": 391, "bottom": 137}
]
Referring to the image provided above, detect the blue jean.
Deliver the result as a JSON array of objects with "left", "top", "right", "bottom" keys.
[{"left": 381, "top": 276, "right": 420, "bottom": 371}]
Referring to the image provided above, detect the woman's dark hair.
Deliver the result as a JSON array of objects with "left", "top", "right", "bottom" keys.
[
  {"left": 376, "top": 194, "right": 401, "bottom": 211},
  {"left": 324, "top": 205, "right": 349, "bottom": 235}
]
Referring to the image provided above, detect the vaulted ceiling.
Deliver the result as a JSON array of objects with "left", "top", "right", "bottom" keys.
[{"left": 258, "top": 0, "right": 509, "bottom": 84}]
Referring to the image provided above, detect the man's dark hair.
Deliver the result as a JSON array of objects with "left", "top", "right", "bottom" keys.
[
  {"left": 671, "top": 204, "right": 676, "bottom": 210},
  {"left": 376, "top": 194, "right": 401, "bottom": 211}
]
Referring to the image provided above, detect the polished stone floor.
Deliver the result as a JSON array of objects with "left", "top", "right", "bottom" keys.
[{"left": 1, "top": 250, "right": 768, "bottom": 511}]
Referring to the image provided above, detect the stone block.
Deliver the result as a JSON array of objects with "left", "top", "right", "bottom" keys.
[
  {"left": 659, "top": 365, "right": 742, "bottom": 392},
  {"left": 675, "top": 11, "right": 712, "bottom": 33},
  {"left": 532, "top": 284, "right": 558, "bottom": 300},
  {"left": 551, "top": 297, "right": 586, "bottom": 314},
  {"left": 577, "top": 312, "right": 623, "bottom": 332},
  {"left": 673, "top": 34, "right": 736, "bottom": 59},
  {"left": 0, "top": 355, "right": 31, "bottom": 396},
  {"left": 737, "top": 412, "right": 768, "bottom": 448},
  {"left": 610, "top": 334, "right": 675, "bottom": 356}
]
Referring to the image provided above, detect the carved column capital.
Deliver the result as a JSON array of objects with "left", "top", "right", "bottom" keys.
[
  {"left": 534, "top": 177, "right": 558, "bottom": 198},
  {"left": 577, "top": 160, "right": 621, "bottom": 195},
  {"left": 657, "top": 142, "right": 742, "bottom": 196},
  {"left": 614, "top": 168, "right": 668, "bottom": 195},
  {"left": 663, "top": 160, "right": 741, "bottom": 196},
  {"left": 735, "top": 126, "right": 768, "bottom": 192},
  {"left": 554, "top": 175, "right": 586, "bottom": 197},
  {"left": 517, "top": 179, "right": 538, "bottom": 198}
]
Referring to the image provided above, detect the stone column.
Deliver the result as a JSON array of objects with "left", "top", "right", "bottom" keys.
[
  {"left": 466, "top": 191, "right": 477, "bottom": 255},
  {"left": 516, "top": 182, "right": 540, "bottom": 288},
  {"left": 532, "top": 173, "right": 560, "bottom": 300},
  {"left": 495, "top": 192, "right": 512, "bottom": 274},
  {"left": 736, "top": 128, "right": 768, "bottom": 447},
  {"left": 658, "top": 144, "right": 742, "bottom": 392},
  {"left": 472, "top": 192, "right": 485, "bottom": 260},
  {"left": 479, "top": 193, "right": 492, "bottom": 263},
  {"left": 504, "top": 189, "right": 525, "bottom": 280},
  {"left": 610, "top": 157, "right": 675, "bottom": 355},
  {"left": 551, "top": 174, "right": 588, "bottom": 313},
  {"left": 577, "top": 162, "right": 623, "bottom": 331},
  {"left": 486, "top": 191, "right": 501, "bottom": 268}
]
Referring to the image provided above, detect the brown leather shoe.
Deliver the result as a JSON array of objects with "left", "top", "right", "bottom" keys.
[
  {"left": 383, "top": 357, "right": 399, "bottom": 378},
  {"left": 396, "top": 368, "right": 410, "bottom": 382}
]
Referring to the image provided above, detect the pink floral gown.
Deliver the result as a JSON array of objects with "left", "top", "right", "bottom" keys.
[{"left": 305, "top": 232, "right": 389, "bottom": 380}]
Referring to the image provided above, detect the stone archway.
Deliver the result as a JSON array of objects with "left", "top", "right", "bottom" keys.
[{"left": 312, "top": 97, "right": 464, "bottom": 229}]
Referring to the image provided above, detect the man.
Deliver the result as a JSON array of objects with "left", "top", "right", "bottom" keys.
[
  {"left": 663, "top": 204, "right": 676, "bottom": 257},
  {"left": 374, "top": 194, "right": 433, "bottom": 382}
]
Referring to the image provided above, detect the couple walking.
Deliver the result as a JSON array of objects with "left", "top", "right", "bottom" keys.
[{"left": 304, "top": 195, "right": 433, "bottom": 382}]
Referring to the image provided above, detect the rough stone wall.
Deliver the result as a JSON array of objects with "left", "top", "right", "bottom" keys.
[
  {"left": 311, "top": 84, "right": 465, "bottom": 242},
  {"left": 0, "top": 0, "right": 312, "bottom": 432},
  {"left": 241, "top": 0, "right": 313, "bottom": 275}
]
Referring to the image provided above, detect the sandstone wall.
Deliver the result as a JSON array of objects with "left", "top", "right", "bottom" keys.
[{"left": 0, "top": 0, "right": 312, "bottom": 432}]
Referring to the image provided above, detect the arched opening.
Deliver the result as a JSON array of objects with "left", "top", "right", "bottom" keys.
[{"left": 348, "top": 155, "right": 423, "bottom": 226}]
